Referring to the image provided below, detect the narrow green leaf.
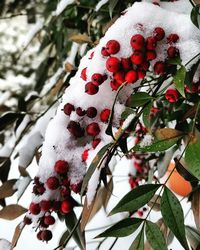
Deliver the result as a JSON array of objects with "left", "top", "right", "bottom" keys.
[
  {"left": 173, "top": 66, "right": 186, "bottom": 98},
  {"left": 126, "top": 92, "right": 153, "bottom": 108},
  {"left": 142, "top": 102, "right": 152, "bottom": 128},
  {"left": 80, "top": 143, "right": 113, "bottom": 196},
  {"left": 186, "top": 226, "right": 200, "bottom": 250},
  {"left": 110, "top": 184, "right": 161, "bottom": 215},
  {"left": 109, "top": 0, "right": 119, "bottom": 18},
  {"left": 161, "top": 187, "right": 189, "bottom": 249},
  {"left": 168, "top": 56, "right": 181, "bottom": 65},
  {"left": 132, "top": 136, "right": 182, "bottom": 153},
  {"left": 185, "top": 139, "right": 200, "bottom": 180},
  {"left": 121, "top": 107, "right": 134, "bottom": 120},
  {"left": 145, "top": 221, "right": 168, "bottom": 250},
  {"left": 191, "top": 6, "right": 200, "bottom": 28},
  {"left": 129, "top": 229, "right": 144, "bottom": 250},
  {"left": 96, "top": 218, "right": 142, "bottom": 238}
]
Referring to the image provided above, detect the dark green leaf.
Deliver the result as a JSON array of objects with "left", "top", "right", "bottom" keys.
[
  {"left": 80, "top": 143, "right": 113, "bottom": 196},
  {"left": 185, "top": 139, "right": 200, "bottom": 180},
  {"left": 173, "top": 66, "right": 186, "bottom": 97},
  {"left": 109, "top": 0, "right": 119, "bottom": 18},
  {"left": 142, "top": 102, "right": 152, "bottom": 128},
  {"left": 145, "top": 221, "right": 168, "bottom": 250},
  {"left": 129, "top": 229, "right": 144, "bottom": 250},
  {"left": 121, "top": 107, "right": 134, "bottom": 120},
  {"left": 191, "top": 6, "right": 200, "bottom": 28},
  {"left": 186, "top": 226, "right": 200, "bottom": 250},
  {"left": 168, "top": 56, "right": 181, "bottom": 65},
  {"left": 59, "top": 230, "right": 70, "bottom": 246},
  {"left": 126, "top": 92, "right": 153, "bottom": 108},
  {"left": 96, "top": 218, "right": 143, "bottom": 238},
  {"left": 0, "top": 113, "right": 24, "bottom": 131},
  {"left": 110, "top": 184, "right": 161, "bottom": 215},
  {"left": 161, "top": 187, "right": 189, "bottom": 249}
]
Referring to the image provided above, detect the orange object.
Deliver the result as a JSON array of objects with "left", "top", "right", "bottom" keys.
[{"left": 165, "top": 162, "right": 192, "bottom": 197}]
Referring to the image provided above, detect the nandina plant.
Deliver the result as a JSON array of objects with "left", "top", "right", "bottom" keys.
[{"left": 1, "top": 1, "right": 200, "bottom": 250}]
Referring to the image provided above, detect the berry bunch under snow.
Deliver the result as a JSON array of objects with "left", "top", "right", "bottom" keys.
[{"left": 24, "top": 1, "right": 200, "bottom": 242}]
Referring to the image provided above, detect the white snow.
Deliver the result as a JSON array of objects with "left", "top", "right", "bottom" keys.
[
  {"left": 140, "top": 134, "right": 154, "bottom": 147},
  {"left": 121, "top": 114, "right": 135, "bottom": 130},
  {"left": 13, "top": 176, "right": 32, "bottom": 199},
  {"left": 0, "top": 239, "right": 11, "bottom": 250},
  {"left": 95, "top": 0, "right": 109, "bottom": 11},
  {"left": 53, "top": 0, "right": 75, "bottom": 16}
]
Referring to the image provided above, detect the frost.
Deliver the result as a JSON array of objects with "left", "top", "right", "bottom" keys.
[
  {"left": 140, "top": 134, "right": 154, "bottom": 147},
  {"left": 95, "top": 0, "right": 109, "bottom": 11},
  {"left": 0, "top": 239, "right": 11, "bottom": 250},
  {"left": 53, "top": 0, "right": 75, "bottom": 16}
]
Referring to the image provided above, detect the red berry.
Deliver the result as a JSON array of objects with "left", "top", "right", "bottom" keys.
[
  {"left": 52, "top": 200, "right": 61, "bottom": 212},
  {"left": 86, "top": 122, "right": 100, "bottom": 137},
  {"left": 85, "top": 82, "right": 99, "bottom": 95},
  {"left": 138, "top": 71, "right": 146, "bottom": 79},
  {"left": 36, "top": 184, "right": 46, "bottom": 195},
  {"left": 167, "top": 33, "right": 179, "bottom": 44},
  {"left": 146, "top": 36, "right": 157, "bottom": 50},
  {"left": 106, "top": 40, "right": 120, "bottom": 54},
  {"left": 37, "top": 231, "right": 43, "bottom": 241},
  {"left": 67, "top": 121, "right": 84, "bottom": 138},
  {"left": 125, "top": 70, "right": 138, "bottom": 84},
  {"left": 100, "top": 109, "right": 111, "bottom": 123},
  {"left": 137, "top": 210, "right": 144, "bottom": 217},
  {"left": 29, "top": 202, "right": 40, "bottom": 215},
  {"left": 106, "top": 57, "right": 121, "bottom": 73},
  {"left": 131, "top": 51, "right": 144, "bottom": 65},
  {"left": 63, "top": 103, "right": 75, "bottom": 116},
  {"left": 154, "top": 61, "right": 166, "bottom": 75},
  {"left": 34, "top": 177, "right": 40, "bottom": 185},
  {"left": 41, "top": 230, "right": 53, "bottom": 242},
  {"left": 101, "top": 47, "right": 110, "bottom": 57},
  {"left": 60, "top": 200, "right": 73, "bottom": 214},
  {"left": 82, "top": 149, "right": 89, "bottom": 162},
  {"left": 70, "top": 181, "right": 82, "bottom": 193},
  {"left": 46, "top": 176, "right": 59, "bottom": 190},
  {"left": 62, "top": 177, "right": 70, "bottom": 187},
  {"left": 81, "top": 67, "right": 87, "bottom": 81},
  {"left": 121, "top": 57, "right": 132, "bottom": 70},
  {"left": 167, "top": 46, "right": 179, "bottom": 58},
  {"left": 146, "top": 50, "right": 157, "bottom": 61},
  {"left": 86, "top": 107, "right": 97, "bottom": 118},
  {"left": 54, "top": 160, "right": 69, "bottom": 175},
  {"left": 40, "top": 200, "right": 52, "bottom": 212},
  {"left": 165, "top": 89, "right": 179, "bottom": 103},
  {"left": 140, "top": 61, "right": 150, "bottom": 71},
  {"left": 23, "top": 216, "right": 32, "bottom": 225},
  {"left": 92, "top": 73, "right": 104, "bottom": 85},
  {"left": 153, "top": 27, "right": 165, "bottom": 41},
  {"left": 76, "top": 107, "right": 86, "bottom": 116},
  {"left": 130, "top": 34, "right": 145, "bottom": 50},
  {"left": 44, "top": 215, "right": 55, "bottom": 226},
  {"left": 110, "top": 80, "right": 121, "bottom": 91},
  {"left": 92, "top": 138, "right": 101, "bottom": 149},
  {"left": 114, "top": 71, "right": 125, "bottom": 84}
]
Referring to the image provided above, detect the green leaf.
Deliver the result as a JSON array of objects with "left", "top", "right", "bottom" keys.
[
  {"left": 191, "top": 6, "right": 200, "bottom": 28},
  {"left": 186, "top": 226, "right": 200, "bottom": 250},
  {"left": 121, "top": 107, "right": 134, "bottom": 120},
  {"left": 185, "top": 139, "right": 200, "bottom": 180},
  {"left": 80, "top": 143, "right": 113, "bottom": 196},
  {"left": 110, "top": 184, "right": 161, "bottom": 215},
  {"left": 96, "top": 218, "right": 143, "bottom": 238},
  {"left": 173, "top": 65, "right": 186, "bottom": 98},
  {"left": 132, "top": 136, "right": 182, "bottom": 153},
  {"left": 126, "top": 92, "right": 153, "bottom": 108},
  {"left": 129, "top": 229, "right": 144, "bottom": 250},
  {"left": 168, "top": 56, "right": 181, "bottom": 65},
  {"left": 145, "top": 221, "right": 168, "bottom": 250},
  {"left": 142, "top": 102, "right": 152, "bottom": 128},
  {"left": 161, "top": 187, "right": 189, "bottom": 249},
  {"left": 109, "top": 0, "right": 119, "bottom": 18}
]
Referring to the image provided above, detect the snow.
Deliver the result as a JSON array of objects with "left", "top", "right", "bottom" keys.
[
  {"left": 13, "top": 176, "right": 32, "bottom": 199},
  {"left": 53, "top": 0, "right": 75, "bottom": 16},
  {"left": 121, "top": 114, "right": 135, "bottom": 130},
  {"left": 95, "top": 0, "right": 109, "bottom": 11},
  {"left": 140, "top": 134, "right": 154, "bottom": 147},
  {"left": 0, "top": 239, "right": 11, "bottom": 250}
]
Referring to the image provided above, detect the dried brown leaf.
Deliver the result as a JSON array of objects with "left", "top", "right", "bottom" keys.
[
  {"left": 155, "top": 128, "right": 183, "bottom": 140},
  {"left": 0, "top": 179, "right": 17, "bottom": 199},
  {"left": 102, "top": 178, "right": 113, "bottom": 209},
  {"left": 10, "top": 222, "right": 25, "bottom": 250},
  {"left": 0, "top": 204, "right": 27, "bottom": 220},
  {"left": 69, "top": 34, "right": 92, "bottom": 44},
  {"left": 64, "top": 62, "right": 74, "bottom": 72}
]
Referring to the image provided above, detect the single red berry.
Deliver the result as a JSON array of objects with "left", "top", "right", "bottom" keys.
[
  {"left": 101, "top": 47, "right": 110, "bottom": 57},
  {"left": 86, "top": 122, "right": 100, "bottom": 137},
  {"left": 92, "top": 73, "right": 104, "bottom": 85},
  {"left": 44, "top": 215, "right": 55, "bottom": 226},
  {"left": 67, "top": 121, "right": 84, "bottom": 138},
  {"left": 130, "top": 34, "right": 145, "bottom": 50},
  {"left": 121, "top": 57, "right": 132, "bottom": 70},
  {"left": 63, "top": 103, "right": 75, "bottom": 116},
  {"left": 167, "top": 33, "right": 179, "bottom": 44},
  {"left": 41, "top": 230, "right": 53, "bottom": 242},
  {"left": 146, "top": 50, "right": 157, "bottom": 61},
  {"left": 154, "top": 61, "right": 166, "bottom": 75},
  {"left": 153, "top": 27, "right": 165, "bottom": 41},
  {"left": 114, "top": 71, "right": 125, "bottom": 84},
  {"left": 167, "top": 46, "right": 179, "bottom": 58},
  {"left": 89, "top": 51, "right": 94, "bottom": 59},
  {"left": 100, "top": 109, "right": 111, "bottom": 123},
  {"left": 23, "top": 216, "right": 32, "bottom": 225},
  {"left": 54, "top": 160, "right": 69, "bottom": 175},
  {"left": 137, "top": 210, "right": 144, "bottom": 217},
  {"left": 70, "top": 181, "right": 82, "bottom": 193},
  {"left": 46, "top": 176, "right": 59, "bottom": 190},
  {"left": 82, "top": 149, "right": 89, "bottom": 162},
  {"left": 81, "top": 67, "right": 87, "bottom": 81},
  {"left": 37, "top": 231, "right": 43, "bottom": 241},
  {"left": 29, "top": 202, "right": 40, "bottom": 215},
  {"left": 106, "top": 40, "right": 120, "bottom": 54},
  {"left": 76, "top": 107, "right": 86, "bottom": 116},
  {"left": 106, "top": 57, "right": 121, "bottom": 73},
  {"left": 85, "top": 82, "right": 99, "bottom": 95},
  {"left": 165, "top": 89, "right": 179, "bottom": 103},
  {"left": 110, "top": 80, "right": 121, "bottom": 91},
  {"left": 60, "top": 199, "right": 73, "bottom": 214},
  {"left": 125, "top": 70, "right": 138, "bottom": 84},
  {"left": 40, "top": 200, "right": 52, "bottom": 212},
  {"left": 140, "top": 61, "right": 150, "bottom": 71},
  {"left": 146, "top": 36, "right": 157, "bottom": 50},
  {"left": 51, "top": 200, "right": 61, "bottom": 212},
  {"left": 86, "top": 107, "right": 97, "bottom": 118},
  {"left": 36, "top": 184, "right": 46, "bottom": 195},
  {"left": 138, "top": 71, "right": 146, "bottom": 79},
  {"left": 131, "top": 51, "right": 144, "bottom": 65},
  {"left": 92, "top": 138, "right": 101, "bottom": 149}
]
